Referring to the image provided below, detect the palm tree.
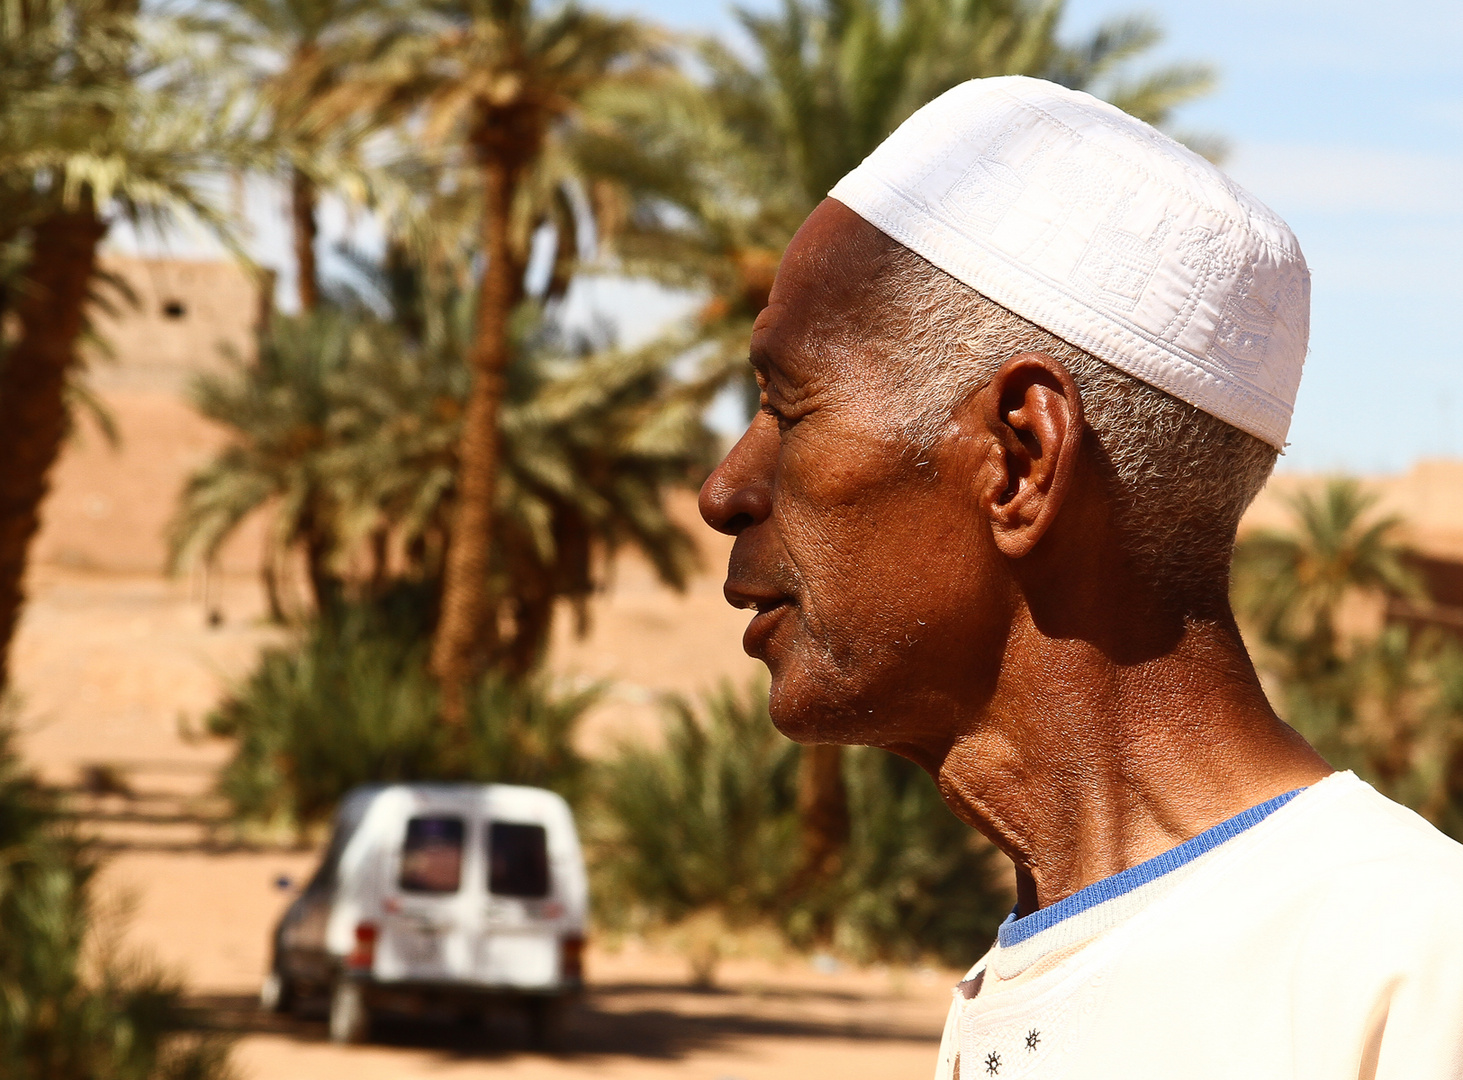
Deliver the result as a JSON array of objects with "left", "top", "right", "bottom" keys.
[
  {"left": 329, "top": 0, "right": 664, "bottom": 722},
  {"left": 169, "top": 311, "right": 360, "bottom": 616},
  {"left": 0, "top": 0, "right": 260, "bottom": 690},
  {"left": 583, "top": 0, "right": 1218, "bottom": 892},
  {"left": 1233, "top": 479, "right": 1422, "bottom": 768},
  {"left": 581, "top": 0, "right": 1217, "bottom": 385},
  {"left": 329, "top": 316, "right": 719, "bottom": 675},
  {"left": 1232, "top": 479, "right": 1463, "bottom": 828},
  {"left": 204, "top": 0, "right": 400, "bottom": 311},
  {"left": 170, "top": 282, "right": 718, "bottom": 669},
  {"left": 1234, "top": 479, "right": 1419, "bottom": 687}
]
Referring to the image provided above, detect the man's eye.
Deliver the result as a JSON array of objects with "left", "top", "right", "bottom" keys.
[{"left": 761, "top": 398, "right": 795, "bottom": 429}]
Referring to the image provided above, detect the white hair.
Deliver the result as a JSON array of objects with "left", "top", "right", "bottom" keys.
[{"left": 875, "top": 246, "right": 1277, "bottom": 606}]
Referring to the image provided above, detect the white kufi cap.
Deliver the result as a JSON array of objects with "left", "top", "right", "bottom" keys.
[{"left": 829, "top": 76, "right": 1309, "bottom": 449}]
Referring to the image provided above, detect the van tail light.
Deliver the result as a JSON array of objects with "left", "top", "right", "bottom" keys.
[
  {"left": 560, "top": 934, "right": 585, "bottom": 984},
  {"left": 347, "top": 922, "right": 378, "bottom": 972}
]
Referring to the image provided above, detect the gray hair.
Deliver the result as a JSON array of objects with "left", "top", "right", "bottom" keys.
[{"left": 874, "top": 246, "right": 1277, "bottom": 606}]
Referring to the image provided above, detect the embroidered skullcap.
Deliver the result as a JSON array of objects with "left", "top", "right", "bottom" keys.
[{"left": 829, "top": 76, "right": 1309, "bottom": 449}]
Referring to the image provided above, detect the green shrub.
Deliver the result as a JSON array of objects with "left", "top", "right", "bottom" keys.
[
  {"left": 825, "top": 749, "right": 1010, "bottom": 967},
  {"left": 591, "top": 680, "right": 801, "bottom": 930},
  {"left": 206, "top": 606, "right": 598, "bottom": 833},
  {"left": 591, "top": 680, "right": 1010, "bottom": 970},
  {"left": 459, "top": 670, "right": 595, "bottom": 801},
  {"left": 0, "top": 718, "right": 234, "bottom": 1080}
]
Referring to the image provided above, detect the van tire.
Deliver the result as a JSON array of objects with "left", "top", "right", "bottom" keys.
[
  {"left": 328, "top": 979, "right": 371, "bottom": 1044},
  {"left": 524, "top": 996, "right": 564, "bottom": 1050}
]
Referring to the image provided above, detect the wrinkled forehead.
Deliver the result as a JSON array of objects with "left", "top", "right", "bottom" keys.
[{"left": 751, "top": 200, "right": 909, "bottom": 377}]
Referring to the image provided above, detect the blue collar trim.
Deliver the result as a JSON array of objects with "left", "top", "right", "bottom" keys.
[{"left": 997, "top": 787, "right": 1304, "bottom": 949}]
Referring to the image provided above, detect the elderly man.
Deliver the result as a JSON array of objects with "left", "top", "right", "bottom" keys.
[{"left": 699, "top": 77, "right": 1463, "bottom": 1079}]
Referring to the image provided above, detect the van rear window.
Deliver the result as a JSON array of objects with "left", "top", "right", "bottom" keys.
[
  {"left": 399, "top": 816, "right": 464, "bottom": 893},
  {"left": 488, "top": 822, "right": 550, "bottom": 898}
]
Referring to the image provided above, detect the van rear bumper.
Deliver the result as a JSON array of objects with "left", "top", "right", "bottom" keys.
[{"left": 354, "top": 976, "right": 582, "bottom": 1016}]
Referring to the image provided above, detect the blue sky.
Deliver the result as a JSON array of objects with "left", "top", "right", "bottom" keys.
[{"left": 592, "top": 0, "right": 1463, "bottom": 474}]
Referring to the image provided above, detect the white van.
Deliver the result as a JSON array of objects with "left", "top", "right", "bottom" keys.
[{"left": 261, "top": 783, "right": 588, "bottom": 1044}]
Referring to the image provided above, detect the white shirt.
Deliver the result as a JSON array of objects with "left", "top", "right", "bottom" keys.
[{"left": 935, "top": 772, "right": 1463, "bottom": 1080}]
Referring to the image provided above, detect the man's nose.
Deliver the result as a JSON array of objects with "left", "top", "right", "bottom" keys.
[{"left": 699, "top": 412, "right": 776, "bottom": 536}]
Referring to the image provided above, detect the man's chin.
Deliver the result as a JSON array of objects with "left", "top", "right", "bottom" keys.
[
  {"left": 765, "top": 669, "right": 869, "bottom": 746},
  {"left": 766, "top": 710, "right": 826, "bottom": 745}
]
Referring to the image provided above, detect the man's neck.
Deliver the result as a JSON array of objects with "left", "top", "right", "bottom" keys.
[{"left": 935, "top": 615, "right": 1333, "bottom": 916}]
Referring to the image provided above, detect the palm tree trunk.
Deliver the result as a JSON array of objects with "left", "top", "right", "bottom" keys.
[
  {"left": 795, "top": 743, "right": 850, "bottom": 890},
  {"left": 430, "top": 156, "right": 517, "bottom": 724},
  {"left": 368, "top": 526, "right": 389, "bottom": 597},
  {"left": 290, "top": 166, "right": 319, "bottom": 313},
  {"left": 0, "top": 206, "right": 108, "bottom": 689},
  {"left": 261, "top": 543, "right": 287, "bottom": 624},
  {"left": 303, "top": 527, "right": 339, "bottom": 615},
  {"left": 299, "top": 497, "right": 339, "bottom": 615},
  {"left": 503, "top": 593, "right": 553, "bottom": 680}
]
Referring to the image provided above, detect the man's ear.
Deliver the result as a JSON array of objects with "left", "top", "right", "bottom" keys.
[{"left": 976, "top": 352, "right": 1086, "bottom": 559}]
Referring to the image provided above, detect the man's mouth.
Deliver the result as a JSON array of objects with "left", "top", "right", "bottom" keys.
[
  {"left": 724, "top": 583, "right": 791, "bottom": 614},
  {"left": 724, "top": 584, "right": 794, "bottom": 658}
]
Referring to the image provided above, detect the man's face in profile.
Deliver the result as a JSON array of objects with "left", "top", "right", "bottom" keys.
[{"left": 699, "top": 201, "right": 1010, "bottom": 752}]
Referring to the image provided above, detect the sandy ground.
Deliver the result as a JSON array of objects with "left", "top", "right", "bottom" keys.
[
  {"left": 10, "top": 568, "right": 275, "bottom": 785},
  {"left": 224, "top": 955, "right": 953, "bottom": 1080}
]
